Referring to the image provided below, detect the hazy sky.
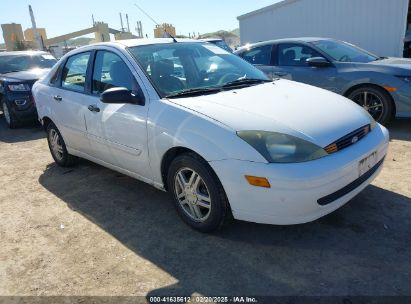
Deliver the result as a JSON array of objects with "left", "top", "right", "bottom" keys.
[{"left": 0, "top": 0, "right": 280, "bottom": 43}]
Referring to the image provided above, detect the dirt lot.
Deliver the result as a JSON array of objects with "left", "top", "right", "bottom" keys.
[{"left": 0, "top": 114, "right": 410, "bottom": 299}]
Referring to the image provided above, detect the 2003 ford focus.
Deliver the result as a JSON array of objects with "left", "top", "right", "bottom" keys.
[{"left": 32, "top": 39, "right": 389, "bottom": 232}]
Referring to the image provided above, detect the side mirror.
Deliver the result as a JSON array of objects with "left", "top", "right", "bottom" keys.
[
  {"left": 100, "top": 87, "right": 144, "bottom": 105},
  {"left": 306, "top": 57, "right": 331, "bottom": 68}
]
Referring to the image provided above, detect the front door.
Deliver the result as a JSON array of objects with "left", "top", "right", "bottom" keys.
[
  {"left": 83, "top": 50, "right": 151, "bottom": 179},
  {"left": 273, "top": 43, "right": 341, "bottom": 93}
]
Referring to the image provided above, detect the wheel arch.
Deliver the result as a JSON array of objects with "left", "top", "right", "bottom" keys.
[
  {"left": 41, "top": 116, "right": 53, "bottom": 131},
  {"left": 160, "top": 146, "right": 205, "bottom": 191}
]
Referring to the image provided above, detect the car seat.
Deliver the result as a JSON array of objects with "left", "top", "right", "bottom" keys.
[{"left": 151, "top": 59, "right": 185, "bottom": 94}]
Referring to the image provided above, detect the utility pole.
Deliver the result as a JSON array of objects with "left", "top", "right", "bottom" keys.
[
  {"left": 126, "top": 14, "right": 130, "bottom": 32},
  {"left": 28, "top": 5, "right": 43, "bottom": 50},
  {"left": 120, "top": 13, "right": 124, "bottom": 32}
]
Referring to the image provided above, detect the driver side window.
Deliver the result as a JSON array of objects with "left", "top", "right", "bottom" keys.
[
  {"left": 278, "top": 43, "right": 323, "bottom": 66},
  {"left": 92, "top": 51, "right": 139, "bottom": 95}
]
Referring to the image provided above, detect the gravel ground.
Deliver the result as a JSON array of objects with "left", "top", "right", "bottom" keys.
[{"left": 0, "top": 115, "right": 410, "bottom": 299}]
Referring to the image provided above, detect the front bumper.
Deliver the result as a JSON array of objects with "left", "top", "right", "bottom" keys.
[
  {"left": 4, "top": 94, "right": 38, "bottom": 122},
  {"left": 209, "top": 124, "right": 389, "bottom": 225},
  {"left": 392, "top": 83, "right": 411, "bottom": 118}
]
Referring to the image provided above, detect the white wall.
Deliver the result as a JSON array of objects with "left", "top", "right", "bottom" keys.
[{"left": 238, "top": 0, "right": 409, "bottom": 57}]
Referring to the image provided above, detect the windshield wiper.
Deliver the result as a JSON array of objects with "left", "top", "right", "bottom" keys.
[
  {"left": 374, "top": 57, "right": 388, "bottom": 61},
  {"left": 165, "top": 87, "right": 222, "bottom": 98},
  {"left": 222, "top": 78, "right": 271, "bottom": 89}
]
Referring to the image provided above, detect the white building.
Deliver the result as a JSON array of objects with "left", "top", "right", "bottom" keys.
[{"left": 238, "top": 0, "right": 410, "bottom": 57}]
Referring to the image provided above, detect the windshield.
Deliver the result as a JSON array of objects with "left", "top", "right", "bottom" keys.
[
  {"left": 209, "top": 40, "right": 233, "bottom": 53},
  {"left": 0, "top": 53, "right": 57, "bottom": 74},
  {"left": 128, "top": 42, "right": 268, "bottom": 98},
  {"left": 310, "top": 40, "right": 378, "bottom": 63}
]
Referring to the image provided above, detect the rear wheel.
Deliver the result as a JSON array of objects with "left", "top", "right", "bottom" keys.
[
  {"left": 167, "top": 152, "right": 230, "bottom": 232},
  {"left": 347, "top": 86, "right": 394, "bottom": 125},
  {"left": 46, "top": 122, "right": 77, "bottom": 167},
  {"left": 2, "top": 100, "right": 18, "bottom": 129}
]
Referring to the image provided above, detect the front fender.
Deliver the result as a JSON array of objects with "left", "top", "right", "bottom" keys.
[
  {"left": 339, "top": 69, "right": 404, "bottom": 96},
  {"left": 147, "top": 100, "right": 267, "bottom": 185}
]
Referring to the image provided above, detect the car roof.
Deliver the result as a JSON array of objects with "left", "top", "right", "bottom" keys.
[
  {"left": 235, "top": 37, "right": 335, "bottom": 51},
  {"left": 0, "top": 50, "right": 50, "bottom": 57},
  {"left": 96, "top": 38, "right": 202, "bottom": 48},
  {"left": 200, "top": 38, "right": 223, "bottom": 42}
]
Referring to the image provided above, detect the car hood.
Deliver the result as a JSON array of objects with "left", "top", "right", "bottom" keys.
[
  {"left": 0, "top": 68, "right": 50, "bottom": 82},
  {"left": 368, "top": 57, "right": 411, "bottom": 70},
  {"left": 168, "top": 79, "right": 371, "bottom": 147}
]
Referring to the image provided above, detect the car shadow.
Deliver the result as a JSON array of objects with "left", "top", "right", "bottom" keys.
[
  {"left": 0, "top": 112, "right": 44, "bottom": 143},
  {"left": 38, "top": 160, "right": 411, "bottom": 297},
  {"left": 387, "top": 118, "right": 411, "bottom": 141}
]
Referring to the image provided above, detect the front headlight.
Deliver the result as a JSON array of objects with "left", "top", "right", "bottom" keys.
[
  {"left": 237, "top": 131, "right": 328, "bottom": 163},
  {"left": 8, "top": 84, "right": 30, "bottom": 91}
]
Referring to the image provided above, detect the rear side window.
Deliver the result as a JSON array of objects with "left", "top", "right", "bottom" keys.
[
  {"left": 49, "top": 63, "right": 63, "bottom": 86},
  {"left": 61, "top": 52, "right": 91, "bottom": 92},
  {"left": 240, "top": 45, "right": 272, "bottom": 65}
]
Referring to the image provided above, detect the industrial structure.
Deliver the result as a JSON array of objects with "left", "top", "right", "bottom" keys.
[
  {"left": 1, "top": 5, "right": 144, "bottom": 52},
  {"left": 238, "top": 0, "right": 410, "bottom": 57},
  {"left": 1, "top": 23, "right": 25, "bottom": 51},
  {"left": 154, "top": 23, "right": 176, "bottom": 38}
]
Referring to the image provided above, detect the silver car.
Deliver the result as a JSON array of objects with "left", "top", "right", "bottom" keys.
[{"left": 235, "top": 38, "right": 411, "bottom": 125}]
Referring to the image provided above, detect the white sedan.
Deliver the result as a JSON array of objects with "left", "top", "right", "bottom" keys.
[{"left": 32, "top": 39, "right": 389, "bottom": 232}]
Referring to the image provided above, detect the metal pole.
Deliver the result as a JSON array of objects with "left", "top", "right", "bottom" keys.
[
  {"left": 120, "top": 13, "right": 124, "bottom": 32},
  {"left": 28, "top": 5, "right": 42, "bottom": 50},
  {"left": 126, "top": 14, "right": 130, "bottom": 32}
]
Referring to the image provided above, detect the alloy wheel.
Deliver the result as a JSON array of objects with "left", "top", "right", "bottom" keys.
[
  {"left": 49, "top": 129, "right": 64, "bottom": 161},
  {"left": 174, "top": 168, "right": 212, "bottom": 222},
  {"left": 351, "top": 90, "right": 384, "bottom": 122}
]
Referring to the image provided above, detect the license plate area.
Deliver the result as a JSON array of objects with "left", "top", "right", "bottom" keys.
[{"left": 359, "top": 151, "right": 377, "bottom": 177}]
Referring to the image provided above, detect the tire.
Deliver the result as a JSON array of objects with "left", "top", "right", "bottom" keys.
[
  {"left": 2, "top": 100, "right": 18, "bottom": 129},
  {"left": 167, "top": 152, "right": 231, "bottom": 232},
  {"left": 347, "top": 85, "right": 394, "bottom": 125},
  {"left": 46, "top": 122, "right": 77, "bottom": 167}
]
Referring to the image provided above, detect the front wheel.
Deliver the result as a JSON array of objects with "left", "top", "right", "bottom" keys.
[
  {"left": 2, "top": 100, "right": 18, "bottom": 129},
  {"left": 347, "top": 86, "right": 394, "bottom": 125},
  {"left": 167, "top": 153, "right": 231, "bottom": 232},
  {"left": 46, "top": 122, "right": 77, "bottom": 167}
]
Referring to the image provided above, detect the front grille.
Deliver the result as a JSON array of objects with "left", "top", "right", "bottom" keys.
[{"left": 324, "top": 125, "right": 370, "bottom": 154}]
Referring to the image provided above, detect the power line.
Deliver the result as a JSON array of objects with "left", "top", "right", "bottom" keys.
[{"left": 134, "top": 3, "right": 159, "bottom": 26}]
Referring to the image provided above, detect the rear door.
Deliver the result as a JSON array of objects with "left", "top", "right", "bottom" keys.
[
  {"left": 82, "top": 49, "right": 151, "bottom": 179},
  {"left": 47, "top": 52, "right": 93, "bottom": 154},
  {"left": 238, "top": 44, "right": 274, "bottom": 79}
]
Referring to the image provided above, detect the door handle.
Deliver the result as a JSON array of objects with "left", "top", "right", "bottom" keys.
[
  {"left": 53, "top": 95, "right": 62, "bottom": 101},
  {"left": 88, "top": 104, "right": 100, "bottom": 113},
  {"left": 273, "top": 72, "right": 288, "bottom": 77}
]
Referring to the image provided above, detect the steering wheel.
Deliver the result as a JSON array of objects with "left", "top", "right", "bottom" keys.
[
  {"left": 217, "top": 73, "right": 242, "bottom": 85},
  {"left": 339, "top": 55, "right": 351, "bottom": 62}
]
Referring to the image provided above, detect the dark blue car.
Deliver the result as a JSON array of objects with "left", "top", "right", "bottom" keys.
[
  {"left": 0, "top": 51, "right": 57, "bottom": 128},
  {"left": 235, "top": 38, "right": 411, "bottom": 125}
]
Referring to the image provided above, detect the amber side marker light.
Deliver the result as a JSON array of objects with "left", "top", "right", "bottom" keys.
[
  {"left": 245, "top": 176, "right": 271, "bottom": 188},
  {"left": 384, "top": 86, "right": 398, "bottom": 92}
]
